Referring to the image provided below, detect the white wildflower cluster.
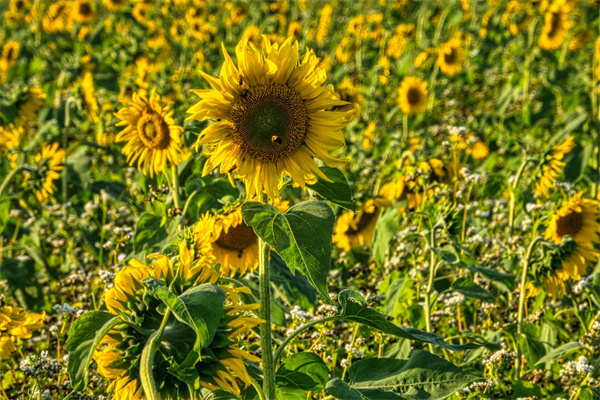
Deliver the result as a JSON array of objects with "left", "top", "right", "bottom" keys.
[
  {"left": 344, "top": 344, "right": 364, "bottom": 358},
  {"left": 482, "top": 349, "right": 517, "bottom": 366},
  {"left": 525, "top": 203, "right": 542, "bottom": 213},
  {"left": 20, "top": 352, "right": 61, "bottom": 379},
  {"left": 447, "top": 126, "right": 468, "bottom": 136},
  {"left": 572, "top": 275, "right": 594, "bottom": 295},
  {"left": 289, "top": 306, "right": 312, "bottom": 322},
  {"left": 52, "top": 303, "right": 78, "bottom": 316},
  {"left": 442, "top": 292, "right": 465, "bottom": 307},
  {"left": 316, "top": 305, "right": 338, "bottom": 316},
  {"left": 560, "top": 356, "right": 594, "bottom": 380},
  {"left": 458, "top": 379, "right": 495, "bottom": 395},
  {"left": 98, "top": 269, "right": 116, "bottom": 283},
  {"left": 460, "top": 167, "right": 484, "bottom": 183}
]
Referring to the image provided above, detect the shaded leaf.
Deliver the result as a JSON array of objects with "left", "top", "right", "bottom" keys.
[
  {"left": 307, "top": 166, "right": 356, "bottom": 211},
  {"left": 372, "top": 208, "right": 399, "bottom": 267}
]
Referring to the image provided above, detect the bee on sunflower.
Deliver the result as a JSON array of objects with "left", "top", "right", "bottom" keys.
[
  {"left": 92, "top": 243, "right": 262, "bottom": 399},
  {"left": 533, "top": 193, "right": 600, "bottom": 296},
  {"left": 538, "top": 0, "right": 572, "bottom": 50},
  {"left": 535, "top": 136, "right": 576, "bottom": 198},
  {"left": 115, "top": 89, "right": 188, "bottom": 178},
  {"left": 397, "top": 76, "right": 428, "bottom": 115},
  {"left": 187, "top": 36, "right": 354, "bottom": 201},
  {"left": 436, "top": 37, "right": 464, "bottom": 76}
]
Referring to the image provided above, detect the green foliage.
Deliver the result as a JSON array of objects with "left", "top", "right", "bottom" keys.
[{"left": 307, "top": 166, "right": 356, "bottom": 211}]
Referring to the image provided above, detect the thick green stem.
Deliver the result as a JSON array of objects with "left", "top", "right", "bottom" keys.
[
  {"left": 274, "top": 315, "right": 339, "bottom": 364},
  {"left": 258, "top": 193, "right": 275, "bottom": 399},
  {"left": 62, "top": 97, "right": 76, "bottom": 203},
  {"left": 171, "top": 165, "right": 181, "bottom": 210},
  {"left": 141, "top": 309, "right": 171, "bottom": 400},
  {"left": 0, "top": 165, "right": 25, "bottom": 199},
  {"left": 508, "top": 157, "right": 538, "bottom": 235},
  {"left": 517, "top": 236, "right": 544, "bottom": 336},
  {"left": 424, "top": 223, "right": 443, "bottom": 352}
]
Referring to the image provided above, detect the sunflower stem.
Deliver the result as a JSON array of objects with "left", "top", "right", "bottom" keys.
[
  {"left": 508, "top": 157, "right": 538, "bottom": 235},
  {"left": 171, "top": 165, "right": 183, "bottom": 227},
  {"left": 258, "top": 193, "right": 275, "bottom": 400},
  {"left": 0, "top": 165, "right": 25, "bottom": 199},
  {"left": 273, "top": 315, "right": 339, "bottom": 364},
  {"left": 62, "top": 97, "right": 76, "bottom": 204},
  {"left": 424, "top": 222, "right": 443, "bottom": 353}
]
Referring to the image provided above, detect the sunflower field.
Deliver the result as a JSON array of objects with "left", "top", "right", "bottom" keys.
[{"left": 0, "top": 0, "right": 599, "bottom": 399}]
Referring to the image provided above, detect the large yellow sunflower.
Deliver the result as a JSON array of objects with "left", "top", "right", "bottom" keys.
[
  {"left": 187, "top": 36, "right": 354, "bottom": 201},
  {"left": 194, "top": 201, "right": 289, "bottom": 277},
  {"left": 0, "top": 40, "right": 20, "bottom": 82},
  {"left": 96, "top": 244, "right": 262, "bottom": 399},
  {"left": 71, "top": 0, "right": 95, "bottom": 24},
  {"left": 535, "top": 136, "right": 576, "bottom": 197},
  {"left": 542, "top": 193, "right": 600, "bottom": 295},
  {"left": 42, "top": 1, "right": 72, "bottom": 33},
  {"left": 538, "top": 0, "right": 572, "bottom": 50},
  {"left": 115, "top": 89, "right": 187, "bottom": 178},
  {"left": 437, "top": 37, "right": 464, "bottom": 76},
  {"left": 397, "top": 76, "right": 428, "bottom": 115},
  {"left": 333, "top": 198, "right": 391, "bottom": 252}
]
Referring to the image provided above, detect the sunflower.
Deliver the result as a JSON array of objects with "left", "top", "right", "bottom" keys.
[
  {"left": 397, "top": 76, "right": 428, "bottom": 115},
  {"left": 336, "top": 78, "right": 363, "bottom": 116},
  {"left": 71, "top": 0, "right": 95, "bottom": 23},
  {"left": 80, "top": 72, "right": 99, "bottom": 122},
  {"left": 187, "top": 36, "right": 354, "bottom": 201},
  {"left": 538, "top": 0, "right": 572, "bottom": 50},
  {"left": 0, "top": 305, "right": 45, "bottom": 361},
  {"left": 316, "top": 4, "right": 333, "bottom": 45},
  {"left": 102, "top": 0, "right": 127, "bottom": 12},
  {"left": 362, "top": 122, "right": 376, "bottom": 151},
  {"left": 95, "top": 244, "right": 262, "bottom": 398},
  {"left": 335, "top": 36, "right": 357, "bottom": 64},
  {"left": 194, "top": 202, "right": 289, "bottom": 277},
  {"left": 115, "top": 89, "right": 187, "bottom": 178},
  {"left": 42, "top": 1, "right": 72, "bottom": 33},
  {"left": 0, "top": 40, "right": 20, "bottom": 82},
  {"left": 333, "top": 198, "right": 391, "bottom": 252},
  {"left": 437, "top": 37, "right": 464, "bottom": 76},
  {"left": 535, "top": 136, "right": 576, "bottom": 197},
  {"left": 0, "top": 124, "right": 24, "bottom": 168},
  {"left": 28, "top": 143, "right": 65, "bottom": 203},
  {"left": 287, "top": 22, "right": 303, "bottom": 40}
]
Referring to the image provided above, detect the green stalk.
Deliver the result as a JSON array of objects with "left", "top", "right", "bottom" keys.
[
  {"left": 171, "top": 165, "right": 181, "bottom": 210},
  {"left": 517, "top": 236, "right": 544, "bottom": 335},
  {"left": 62, "top": 97, "right": 77, "bottom": 203},
  {"left": 0, "top": 165, "right": 25, "bottom": 199},
  {"left": 140, "top": 309, "right": 171, "bottom": 400},
  {"left": 508, "top": 157, "right": 538, "bottom": 235},
  {"left": 273, "top": 315, "right": 339, "bottom": 364},
  {"left": 424, "top": 222, "right": 443, "bottom": 353},
  {"left": 258, "top": 193, "right": 275, "bottom": 400}
]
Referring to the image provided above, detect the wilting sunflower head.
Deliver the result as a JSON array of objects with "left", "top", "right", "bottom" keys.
[
  {"left": 333, "top": 198, "right": 391, "bottom": 252},
  {"left": 397, "top": 76, "right": 428, "bottom": 115},
  {"left": 187, "top": 36, "right": 355, "bottom": 201},
  {"left": 96, "top": 244, "right": 262, "bottom": 399},
  {"left": 25, "top": 143, "right": 65, "bottom": 203},
  {"left": 115, "top": 89, "right": 188, "bottom": 178},
  {"left": 437, "top": 37, "right": 464, "bottom": 76},
  {"left": 535, "top": 136, "right": 576, "bottom": 197},
  {"left": 538, "top": 0, "right": 572, "bottom": 50}
]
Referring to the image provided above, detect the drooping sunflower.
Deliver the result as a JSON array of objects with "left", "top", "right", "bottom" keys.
[
  {"left": 115, "top": 89, "right": 187, "bottom": 178},
  {"left": 194, "top": 202, "right": 289, "bottom": 277},
  {"left": 397, "top": 76, "right": 428, "bottom": 115},
  {"left": 437, "top": 37, "right": 464, "bottom": 76},
  {"left": 0, "top": 124, "right": 24, "bottom": 168},
  {"left": 535, "top": 136, "right": 576, "bottom": 197},
  {"left": 17, "top": 88, "right": 46, "bottom": 126},
  {"left": 187, "top": 36, "right": 354, "bottom": 201},
  {"left": 333, "top": 198, "right": 391, "bottom": 252},
  {"left": 80, "top": 72, "right": 99, "bottom": 122},
  {"left": 539, "top": 193, "right": 600, "bottom": 295},
  {"left": 30, "top": 143, "right": 65, "bottom": 203},
  {"left": 0, "top": 304, "right": 45, "bottom": 361},
  {"left": 538, "top": 0, "right": 572, "bottom": 50},
  {"left": 95, "top": 244, "right": 262, "bottom": 399}
]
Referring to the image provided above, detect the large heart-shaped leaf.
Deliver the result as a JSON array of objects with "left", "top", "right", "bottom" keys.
[
  {"left": 307, "top": 166, "right": 356, "bottom": 211},
  {"left": 242, "top": 201, "right": 334, "bottom": 301},
  {"left": 372, "top": 208, "right": 399, "bottom": 267},
  {"left": 276, "top": 352, "right": 329, "bottom": 393}
]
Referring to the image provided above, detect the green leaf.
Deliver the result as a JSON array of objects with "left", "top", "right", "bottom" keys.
[
  {"left": 459, "top": 263, "right": 515, "bottom": 292},
  {"left": 372, "top": 208, "right": 399, "bottom": 267},
  {"left": 344, "top": 351, "right": 479, "bottom": 399},
  {"left": 326, "top": 379, "right": 370, "bottom": 400},
  {"left": 144, "top": 279, "right": 226, "bottom": 357},
  {"left": 433, "top": 245, "right": 459, "bottom": 265},
  {"left": 338, "top": 290, "right": 476, "bottom": 352},
  {"left": 276, "top": 352, "right": 329, "bottom": 392},
  {"left": 140, "top": 325, "right": 163, "bottom": 400},
  {"left": 242, "top": 201, "right": 334, "bottom": 301},
  {"left": 534, "top": 342, "right": 587, "bottom": 367},
  {"left": 307, "top": 166, "right": 356, "bottom": 211},
  {"left": 66, "top": 311, "right": 122, "bottom": 391},
  {"left": 449, "top": 277, "right": 496, "bottom": 303},
  {"left": 385, "top": 278, "right": 406, "bottom": 316},
  {"left": 134, "top": 213, "right": 168, "bottom": 253}
]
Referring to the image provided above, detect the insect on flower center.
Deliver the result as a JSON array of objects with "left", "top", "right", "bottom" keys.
[
  {"left": 137, "top": 112, "right": 171, "bottom": 150},
  {"left": 230, "top": 83, "right": 308, "bottom": 163},
  {"left": 215, "top": 222, "right": 257, "bottom": 256},
  {"left": 555, "top": 210, "right": 583, "bottom": 238}
]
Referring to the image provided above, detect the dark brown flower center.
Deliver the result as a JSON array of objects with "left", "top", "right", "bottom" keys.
[
  {"left": 347, "top": 207, "right": 379, "bottom": 235},
  {"left": 444, "top": 47, "right": 457, "bottom": 64},
  {"left": 407, "top": 87, "right": 421, "bottom": 105},
  {"left": 215, "top": 222, "right": 257, "bottom": 255},
  {"left": 79, "top": 2, "right": 92, "bottom": 17},
  {"left": 548, "top": 12, "right": 563, "bottom": 38},
  {"left": 555, "top": 210, "right": 583, "bottom": 238},
  {"left": 230, "top": 83, "right": 308, "bottom": 163},
  {"left": 136, "top": 111, "right": 170, "bottom": 150}
]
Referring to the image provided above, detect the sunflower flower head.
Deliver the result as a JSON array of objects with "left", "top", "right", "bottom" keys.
[
  {"left": 187, "top": 36, "right": 355, "bottom": 201},
  {"left": 538, "top": 0, "right": 572, "bottom": 50},
  {"left": 0, "top": 304, "right": 45, "bottom": 361},
  {"left": 333, "top": 198, "right": 392, "bottom": 252},
  {"left": 535, "top": 136, "right": 576, "bottom": 197},
  {"left": 115, "top": 89, "right": 188, "bottom": 178},
  {"left": 96, "top": 243, "right": 262, "bottom": 399},
  {"left": 397, "top": 76, "right": 428, "bottom": 115},
  {"left": 437, "top": 37, "right": 464, "bottom": 76},
  {"left": 24, "top": 143, "right": 65, "bottom": 203},
  {"left": 0, "top": 124, "right": 24, "bottom": 168}
]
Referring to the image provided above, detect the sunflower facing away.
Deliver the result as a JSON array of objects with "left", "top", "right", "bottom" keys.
[
  {"left": 95, "top": 244, "right": 262, "bottom": 399},
  {"left": 541, "top": 193, "right": 600, "bottom": 296},
  {"left": 187, "top": 36, "right": 355, "bottom": 201},
  {"left": 115, "top": 89, "right": 188, "bottom": 178},
  {"left": 535, "top": 136, "right": 576, "bottom": 197},
  {"left": 333, "top": 198, "right": 391, "bottom": 252},
  {"left": 0, "top": 40, "right": 20, "bottom": 82},
  {"left": 437, "top": 37, "right": 464, "bottom": 76},
  {"left": 538, "top": 0, "right": 572, "bottom": 51},
  {"left": 28, "top": 143, "right": 65, "bottom": 203},
  {"left": 397, "top": 76, "right": 428, "bottom": 115}
]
